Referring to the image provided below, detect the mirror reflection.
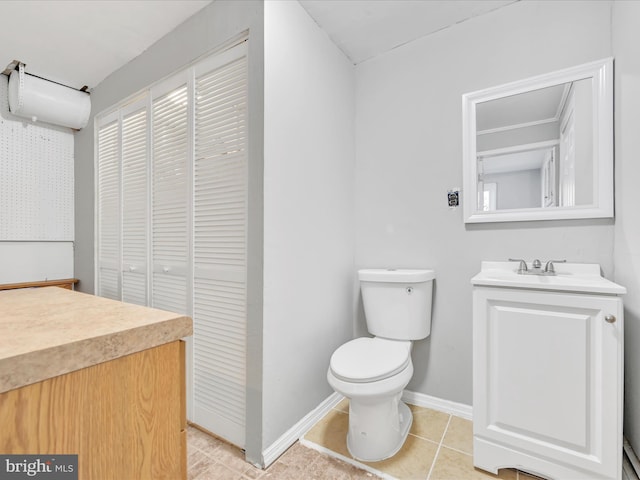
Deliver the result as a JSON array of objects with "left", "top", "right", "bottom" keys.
[{"left": 475, "top": 78, "right": 593, "bottom": 212}]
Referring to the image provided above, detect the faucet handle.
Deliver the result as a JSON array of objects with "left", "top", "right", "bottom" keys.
[
  {"left": 508, "top": 258, "right": 528, "bottom": 274},
  {"left": 532, "top": 259, "right": 542, "bottom": 269},
  {"left": 544, "top": 259, "right": 566, "bottom": 273}
]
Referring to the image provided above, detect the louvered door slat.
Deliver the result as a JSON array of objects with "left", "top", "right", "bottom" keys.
[
  {"left": 151, "top": 84, "right": 189, "bottom": 314},
  {"left": 97, "top": 121, "right": 120, "bottom": 300},
  {"left": 121, "top": 108, "right": 148, "bottom": 306},
  {"left": 192, "top": 44, "right": 248, "bottom": 448},
  {"left": 95, "top": 41, "right": 249, "bottom": 449}
]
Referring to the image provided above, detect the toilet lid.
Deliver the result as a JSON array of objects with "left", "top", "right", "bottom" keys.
[{"left": 330, "top": 337, "right": 411, "bottom": 383}]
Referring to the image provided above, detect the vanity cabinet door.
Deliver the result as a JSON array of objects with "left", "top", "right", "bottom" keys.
[{"left": 473, "top": 287, "right": 623, "bottom": 480}]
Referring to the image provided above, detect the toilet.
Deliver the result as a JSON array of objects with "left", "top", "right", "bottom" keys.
[{"left": 327, "top": 268, "right": 435, "bottom": 462}]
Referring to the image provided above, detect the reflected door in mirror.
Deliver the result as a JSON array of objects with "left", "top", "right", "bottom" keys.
[
  {"left": 475, "top": 79, "right": 592, "bottom": 212},
  {"left": 462, "top": 58, "right": 613, "bottom": 223}
]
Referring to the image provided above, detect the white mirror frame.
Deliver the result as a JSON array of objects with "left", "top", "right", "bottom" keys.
[{"left": 462, "top": 58, "right": 613, "bottom": 223}]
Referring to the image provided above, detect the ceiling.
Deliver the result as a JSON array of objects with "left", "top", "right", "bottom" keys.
[
  {"left": 0, "top": 0, "right": 518, "bottom": 92},
  {"left": 299, "top": 0, "right": 518, "bottom": 64},
  {"left": 476, "top": 82, "right": 569, "bottom": 132},
  {"left": 0, "top": 0, "right": 212, "bottom": 90}
]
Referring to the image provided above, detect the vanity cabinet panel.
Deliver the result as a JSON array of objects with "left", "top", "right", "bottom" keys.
[
  {"left": 0, "top": 340, "right": 187, "bottom": 480},
  {"left": 473, "top": 287, "right": 623, "bottom": 480}
]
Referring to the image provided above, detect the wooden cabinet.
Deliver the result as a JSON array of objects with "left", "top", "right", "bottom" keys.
[
  {"left": 0, "top": 278, "right": 78, "bottom": 290},
  {"left": 473, "top": 286, "right": 624, "bottom": 480},
  {"left": 0, "top": 340, "right": 186, "bottom": 480}
]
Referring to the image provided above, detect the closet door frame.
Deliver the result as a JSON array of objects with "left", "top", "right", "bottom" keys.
[
  {"left": 191, "top": 41, "right": 249, "bottom": 448},
  {"left": 94, "top": 38, "right": 249, "bottom": 448}
]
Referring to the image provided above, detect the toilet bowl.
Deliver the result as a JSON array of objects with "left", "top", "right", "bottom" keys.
[
  {"left": 327, "top": 337, "right": 414, "bottom": 461},
  {"left": 326, "top": 268, "right": 435, "bottom": 462}
]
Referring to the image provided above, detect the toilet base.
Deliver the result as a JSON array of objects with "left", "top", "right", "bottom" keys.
[{"left": 346, "top": 395, "right": 413, "bottom": 462}]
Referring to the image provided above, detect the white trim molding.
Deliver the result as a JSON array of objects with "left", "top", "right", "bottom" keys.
[
  {"left": 402, "top": 389, "right": 473, "bottom": 420},
  {"left": 625, "top": 438, "right": 640, "bottom": 480},
  {"left": 462, "top": 57, "right": 614, "bottom": 223},
  {"left": 299, "top": 439, "right": 397, "bottom": 480},
  {"left": 260, "top": 392, "right": 343, "bottom": 468}
]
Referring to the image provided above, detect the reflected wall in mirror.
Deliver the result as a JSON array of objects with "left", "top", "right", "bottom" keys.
[{"left": 462, "top": 58, "right": 613, "bottom": 223}]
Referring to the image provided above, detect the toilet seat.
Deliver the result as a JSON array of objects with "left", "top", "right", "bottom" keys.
[{"left": 329, "top": 337, "right": 411, "bottom": 383}]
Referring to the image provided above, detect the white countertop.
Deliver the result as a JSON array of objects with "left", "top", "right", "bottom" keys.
[{"left": 471, "top": 261, "right": 626, "bottom": 295}]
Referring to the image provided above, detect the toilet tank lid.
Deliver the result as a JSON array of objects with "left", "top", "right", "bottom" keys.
[{"left": 359, "top": 269, "right": 435, "bottom": 283}]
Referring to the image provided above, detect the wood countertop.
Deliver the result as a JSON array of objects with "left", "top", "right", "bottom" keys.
[{"left": 0, "top": 287, "right": 192, "bottom": 393}]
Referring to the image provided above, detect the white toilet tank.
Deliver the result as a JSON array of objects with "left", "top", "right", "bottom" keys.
[{"left": 359, "top": 269, "right": 435, "bottom": 340}]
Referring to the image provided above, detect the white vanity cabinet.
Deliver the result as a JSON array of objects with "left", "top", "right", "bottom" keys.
[{"left": 472, "top": 262, "right": 626, "bottom": 480}]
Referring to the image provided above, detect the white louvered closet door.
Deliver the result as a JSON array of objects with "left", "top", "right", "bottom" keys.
[
  {"left": 96, "top": 117, "right": 121, "bottom": 300},
  {"left": 121, "top": 103, "right": 149, "bottom": 306},
  {"left": 192, "top": 42, "right": 248, "bottom": 448},
  {"left": 151, "top": 78, "right": 190, "bottom": 315}
]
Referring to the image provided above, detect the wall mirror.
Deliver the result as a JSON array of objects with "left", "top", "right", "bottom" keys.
[{"left": 462, "top": 58, "right": 613, "bottom": 223}]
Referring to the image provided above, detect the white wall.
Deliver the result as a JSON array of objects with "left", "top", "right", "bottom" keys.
[
  {"left": 354, "top": 0, "right": 614, "bottom": 406},
  {"left": 612, "top": 0, "right": 640, "bottom": 457},
  {"left": 263, "top": 0, "right": 355, "bottom": 452},
  {"left": 484, "top": 169, "right": 541, "bottom": 209},
  {"left": 0, "top": 75, "right": 75, "bottom": 283}
]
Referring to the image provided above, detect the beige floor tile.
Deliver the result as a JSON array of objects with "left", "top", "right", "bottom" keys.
[
  {"left": 188, "top": 447, "right": 209, "bottom": 465},
  {"left": 188, "top": 449, "right": 216, "bottom": 480},
  {"left": 211, "top": 441, "right": 254, "bottom": 474},
  {"left": 408, "top": 404, "right": 451, "bottom": 443},
  {"left": 304, "top": 409, "right": 351, "bottom": 458},
  {"left": 262, "top": 460, "right": 306, "bottom": 479},
  {"left": 363, "top": 434, "right": 439, "bottom": 480},
  {"left": 334, "top": 397, "right": 349, "bottom": 413},
  {"left": 189, "top": 425, "right": 226, "bottom": 453},
  {"left": 193, "top": 461, "right": 242, "bottom": 480},
  {"left": 307, "top": 454, "right": 377, "bottom": 479},
  {"left": 442, "top": 415, "right": 473, "bottom": 454},
  {"left": 430, "top": 446, "right": 517, "bottom": 480},
  {"left": 240, "top": 461, "right": 265, "bottom": 479},
  {"left": 276, "top": 442, "right": 323, "bottom": 473}
]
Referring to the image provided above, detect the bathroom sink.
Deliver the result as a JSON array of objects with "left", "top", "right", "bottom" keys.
[{"left": 471, "top": 261, "right": 626, "bottom": 295}]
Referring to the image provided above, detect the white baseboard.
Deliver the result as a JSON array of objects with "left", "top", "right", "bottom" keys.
[
  {"left": 402, "top": 389, "right": 473, "bottom": 420},
  {"left": 260, "top": 389, "right": 471, "bottom": 468},
  {"left": 624, "top": 438, "right": 640, "bottom": 480},
  {"left": 261, "top": 392, "right": 343, "bottom": 468}
]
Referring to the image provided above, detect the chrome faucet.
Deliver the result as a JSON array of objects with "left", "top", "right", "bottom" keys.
[
  {"left": 544, "top": 259, "right": 566, "bottom": 274},
  {"left": 508, "top": 258, "right": 528, "bottom": 274},
  {"left": 509, "top": 258, "right": 566, "bottom": 276}
]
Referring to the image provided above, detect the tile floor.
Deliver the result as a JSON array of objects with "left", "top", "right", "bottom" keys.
[
  {"left": 302, "top": 399, "right": 541, "bottom": 479},
  {"left": 188, "top": 423, "right": 376, "bottom": 479},
  {"left": 187, "top": 399, "right": 544, "bottom": 479}
]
